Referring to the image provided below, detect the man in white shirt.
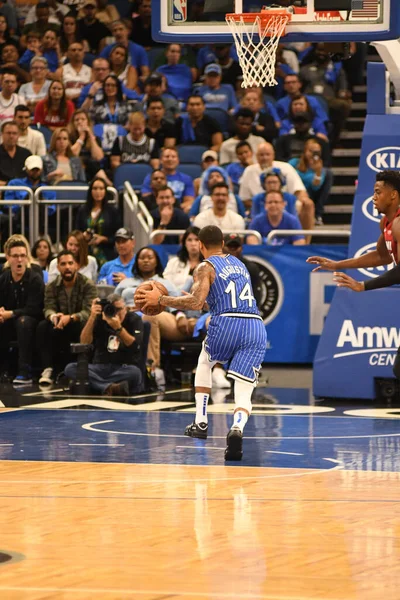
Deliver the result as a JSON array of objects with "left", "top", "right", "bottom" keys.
[
  {"left": 0, "top": 70, "right": 24, "bottom": 128},
  {"left": 55, "top": 41, "right": 92, "bottom": 101},
  {"left": 193, "top": 182, "right": 245, "bottom": 232},
  {"left": 219, "top": 107, "right": 264, "bottom": 165},
  {"left": 239, "top": 142, "right": 314, "bottom": 231},
  {"left": 24, "top": 0, "right": 70, "bottom": 25},
  {"left": 14, "top": 105, "right": 46, "bottom": 156}
]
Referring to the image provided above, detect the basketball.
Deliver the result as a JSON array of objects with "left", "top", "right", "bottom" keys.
[{"left": 134, "top": 281, "right": 169, "bottom": 316}]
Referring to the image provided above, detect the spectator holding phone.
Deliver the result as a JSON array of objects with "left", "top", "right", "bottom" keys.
[{"left": 289, "top": 138, "right": 333, "bottom": 226}]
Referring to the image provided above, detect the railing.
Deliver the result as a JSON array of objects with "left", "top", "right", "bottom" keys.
[
  {"left": 123, "top": 181, "right": 153, "bottom": 249},
  {"left": 33, "top": 185, "right": 118, "bottom": 248},
  {"left": 266, "top": 229, "right": 351, "bottom": 244},
  {"left": 0, "top": 187, "right": 35, "bottom": 253},
  {"left": 149, "top": 229, "right": 263, "bottom": 243}
]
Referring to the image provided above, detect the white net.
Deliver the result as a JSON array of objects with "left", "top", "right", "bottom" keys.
[{"left": 226, "top": 11, "right": 291, "bottom": 88}]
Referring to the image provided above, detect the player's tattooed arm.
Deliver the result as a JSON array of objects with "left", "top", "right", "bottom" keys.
[{"left": 160, "top": 262, "right": 215, "bottom": 310}]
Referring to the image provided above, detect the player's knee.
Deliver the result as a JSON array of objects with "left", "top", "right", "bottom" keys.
[{"left": 233, "top": 378, "right": 254, "bottom": 415}]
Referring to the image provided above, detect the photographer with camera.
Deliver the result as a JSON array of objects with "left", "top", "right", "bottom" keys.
[
  {"left": 37, "top": 250, "right": 97, "bottom": 386},
  {"left": 64, "top": 295, "right": 143, "bottom": 396},
  {"left": 288, "top": 138, "right": 333, "bottom": 226}
]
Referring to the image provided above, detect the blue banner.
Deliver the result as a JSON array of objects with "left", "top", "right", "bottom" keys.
[{"left": 155, "top": 244, "right": 348, "bottom": 364}]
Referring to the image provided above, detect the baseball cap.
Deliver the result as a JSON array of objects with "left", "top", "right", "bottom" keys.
[
  {"left": 224, "top": 233, "right": 242, "bottom": 247},
  {"left": 25, "top": 155, "right": 43, "bottom": 170},
  {"left": 145, "top": 73, "right": 162, "bottom": 86},
  {"left": 204, "top": 63, "right": 222, "bottom": 76},
  {"left": 115, "top": 227, "right": 134, "bottom": 240},
  {"left": 202, "top": 150, "right": 218, "bottom": 162}
]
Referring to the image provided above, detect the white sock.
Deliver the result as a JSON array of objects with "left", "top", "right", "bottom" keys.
[
  {"left": 232, "top": 410, "right": 249, "bottom": 433},
  {"left": 195, "top": 392, "right": 209, "bottom": 424}
]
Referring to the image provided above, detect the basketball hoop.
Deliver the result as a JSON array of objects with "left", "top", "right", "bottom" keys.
[{"left": 225, "top": 8, "right": 292, "bottom": 88}]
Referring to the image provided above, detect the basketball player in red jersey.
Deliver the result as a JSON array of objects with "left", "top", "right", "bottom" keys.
[{"left": 307, "top": 170, "right": 400, "bottom": 280}]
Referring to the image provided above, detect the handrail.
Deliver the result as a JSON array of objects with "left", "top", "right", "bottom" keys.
[
  {"left": 149, "top": 229, "right": 263, "bottom": 243},
  {"left": 138, "top": 200, "right": 153, "bottom": 230},
  {"left": 34, "top": 185, "right": 118, "bottom": 204},
  {"left": 0, "top": 186, "right": 35, "bottom": 245},
  {"left": 266, "top": 229, "right": 351, "bottom": 244}
]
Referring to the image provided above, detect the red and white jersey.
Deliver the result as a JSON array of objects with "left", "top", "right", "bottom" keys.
[
  {"left": 383, "top": 208, "right": 400, "bottom": 264},
  {"left": 62, "top": 64, "right": 92, "bottom": 100}
]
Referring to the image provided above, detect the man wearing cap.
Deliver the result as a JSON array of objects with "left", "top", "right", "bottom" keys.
[
  {"left": 223, "top": 234, "right": 262, "bottom": 305},
  {"left": 192, "top": 150, "right": 219, "bottom": 196},
  {"left": 138, "top": 73, "right": 179, "bottom": 124},
  {"left": 195, "top": 63, "right": 237, "bottom": 113},
  {"left": 14, "top": 104, "right": 46, "bottom": 156},
  {"left": 77, "top": 0, "right": 110, "bottom": 55},
  {"left": 219, "top": 107, "right": 265, "bottom": 166},
  {"left": 97, "top": 228, "right": 136, "bottom": 286}
]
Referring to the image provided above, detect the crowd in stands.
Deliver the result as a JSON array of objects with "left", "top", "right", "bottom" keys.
[{"left": 0, "top": 0, "right": 368, "bottom": 389}]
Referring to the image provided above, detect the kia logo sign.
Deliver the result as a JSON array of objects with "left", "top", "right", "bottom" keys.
[
  {"left": 366, "top": 147, "right": 400, "bottom": 172},
  {"left": 361, "top": 196, "right": 381, "bottom": 223},
  {"left": 354, "top": 242, "right": 394, "bottom": 278}
]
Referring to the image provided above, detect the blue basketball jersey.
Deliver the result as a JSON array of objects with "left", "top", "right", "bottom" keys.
[{"left": 205, "top": 254, "right": 261, "bottom": 317}]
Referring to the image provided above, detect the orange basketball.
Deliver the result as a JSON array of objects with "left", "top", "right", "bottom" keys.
[{"left": 134, "top": 281, "right": 169, "bottom": 316}]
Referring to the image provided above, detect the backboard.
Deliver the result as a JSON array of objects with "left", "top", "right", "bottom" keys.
[{"left": 152, "top": 0, "right": 400, "bottom": 43}]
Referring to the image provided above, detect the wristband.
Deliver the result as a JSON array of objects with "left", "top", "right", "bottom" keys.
[
  {"left": 77, "top": 138, "right": 84, "bottom": 145},
  {"left": 114, "top": 326, "right": 123, "bottom": 334}
]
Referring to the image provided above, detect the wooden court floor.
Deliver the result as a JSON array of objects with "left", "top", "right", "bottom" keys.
[{"left": 0, "top": 381, "right": 400, "bottom": 599}]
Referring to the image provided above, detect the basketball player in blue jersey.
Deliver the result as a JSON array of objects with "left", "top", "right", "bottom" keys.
[{"left": 136, "top": 225, "right": 267, "bottom": 461}]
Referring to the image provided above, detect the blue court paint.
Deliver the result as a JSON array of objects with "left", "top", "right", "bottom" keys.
[{"left": 0, "top": 410, "right": 400, "bottom": 471}]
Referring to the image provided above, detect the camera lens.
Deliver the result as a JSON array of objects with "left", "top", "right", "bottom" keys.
[{"left": 103, "top": 302, "right": 117, "bottom": 318}]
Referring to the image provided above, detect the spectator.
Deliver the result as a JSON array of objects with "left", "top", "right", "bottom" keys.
[
  {"left": 163, "top": 225, "right": 202, "bottom": 291},
  {"left": 239, "top": 89, "right": 280, "bottom": 142},
  {"left": 14, "top": 104, "right": 46, "bottom": 156},
  {"left": 239, "top": 142, "right": 314, "bottom": 231},
  {"left": 210, "top": 43, "right": 243, "bottom": 90},
  {"left": 65, "top": 294, "right": 143, "bottom": 396},
  {"left": 279, "top": 94, "right": 328, "bottom": 140},
  {"left": 111, "top": 111, "right": 160, "bottom": 171},
  {"left": 225, "top": 141, "right": 254, "bottom": 190},
  {"left": 77, "top": 0, "right": 110, "bottom": 55},
  {"left": 0, "top": 12, "right": 16, "bottom": 43},
  {"left": 39, "top": 28, "right": 62, "bottom": 75},
  {"left": 141, "top": 147, "right": 194, "bottom": 212},
  {"left": 275, "top": 110, "right": 331, "bottom": 165},
  {"left": 78, "top": 57, "right": 139, "bottom": 111},
  {"left": 193, "top": 182, "right": 245, "bottom": 231},
  {"left": 68, "top": 109, "right": 109, "bottom": 182},
  {"left": 151, "top": 186, "right": 190, "bottom": 245},
  {"left": 34, "top": 80, "right": 75, "bottom": 130},
  {"left": 75, "top": 176, "right": 122, "bottom": 265},
  {"left": 219, "top": 107, "right": 265, "bottom": 165},
  {"left": 89, "top": 74, "right": 138, "bottom": 127},
  {"left": 0, "top": 69, "right": 23, "bottom": 126},
  {"left": 31, "top": 237, "right": 53, "bottom": 280},
  {"left": 300, "top": 43, "right": 351, "bottom": 148},
  {"left": 189, "top": 166, "right": 246, "bottom": 219},
  {"left": 0, "top": 120, "right": 31, "bottom": 185},
  {"left": 93, "top": 0, "right": 119, "bottom": 28},
  {"left": 98, "top": 227, "right": 136, "bottom": 286},
  {"left": 18, "top": 57, "right": 51, "bottom": 113},
  {"left": 48, "top": 229, "right": 98, "bottom": 283},
  {"left": 24, "top": 0, "right": 69, "bottom": 27},
  {"left": 276, "top": 73, "right": 329, "bottom": 123},
  {"left": 37, "top": 249, "right": 97, "bottom": 386},
  {"left": 223, "top": 233, "right": 262, "bottom": 305},
  {"left": 145, "top": 97, "right": 177, "bottom": 149},
  {"left": 18, "top": 30, "right": 42, "bottom": 71},
  {"left": 247, "top": 190, "right": 305, "bottom": 246},
  {"left": 1, "top": 44, "right": 30, "bottom": 84},
  {"left": 108, "top": 43, "right": 138, "bottom": 90},
  {"left": 195, "top": 63, "right": 237, "bottom": 113},
  {"left": 42, "top": 127, "right": 86, "bottom": 184},
  {"left": 129, "top": 0, "right": 154, "bottom": 49},
  {"left": 176, "top": 95, "right": 223, "bottom": 151},
  {"left": 21, "top": 2, "right": 59, "bottom": 38},
  {"left": 100, "top": 20, "right": 149, "bottom": 79},
  {"left": 271, "top": 45, "right": 295, "bottom": 100},
  {"left": 59, "top": 13, "right": 85, "bottom": 57},
  {"left": 139, "top": 168, "right": 167, "bottom": 212},
  {"left": 0, "top": 234, "right": 44, "bottom": 384},
  {"left": 251, "top": 169, "right": 298, "bottom": 219},
  {"left": 193, "top": 150, "right": 219, "bottom": 196},
  {"left": 55, "top": 41, "right": 92, "bottom": 102},
  {"left": 139, "top": 73, "right": 180, "bottom": 124},
  {"left": 289, "top": 138, "right": 333, "bottom": 226},
  {"left": 157, "top": 43, "right": 194, "bottom": 104}
]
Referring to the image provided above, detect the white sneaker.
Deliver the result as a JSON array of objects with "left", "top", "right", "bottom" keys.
[
  {"left": 153, "top": 367, "right": 165, "bottom": 389},
  {"left": 39, "top": 368, "right": 54, "bottom": 385},
  {"left": 212, "top": 368, "right": 231, "bottom": 388}
]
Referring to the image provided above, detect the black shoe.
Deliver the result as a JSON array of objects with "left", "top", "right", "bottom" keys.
[
  {"left": 225, "top": 427, "right": 243, "bottom": 461},
  {"left": 184, "top": 421, "right": 208, "bottom": 439},
  {"left": 103, "top": 381, "right": 130, "bottom": 397}
]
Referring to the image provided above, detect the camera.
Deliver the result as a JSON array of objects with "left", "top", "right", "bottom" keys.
[
  {"left": 96, "top": 298, "right": 117, "bottom": 318},
  {"left": 312, "top": 152, "right": 321, "bottom": 161},
  {"left": 85, "top": 228, "right": 95, "bottom": 240}
]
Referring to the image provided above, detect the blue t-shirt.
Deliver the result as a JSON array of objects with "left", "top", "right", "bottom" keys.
[
  {"left": 251, "top": 191, "right": 297, "bottom": 218},
  {"left": 280, "top": 116, "right": 328, "bottom": 137},
  {"left": 97, "top": 255, "right": 136, "bottom": 285},
  {"left": 249, "top": 210, "right": 304, "bottom": 245},
  {"left": 225, "top": 162, "right": 245, "bottom": 187},
  {"left": 195, "top": 84, "right": 237, "bottom": 112},
  {"left": 100, "top": 41, "right": 149, "bottom": 71},
  {"left": 77, "top": 82, "right": 141, "bottom": 108},
  {"left": 156, "top": 63, "right": 192, "bottom": 102},
  {"left": 4, "top": 178, "right": 56, "bottom": 214},
  {"left": 276, "top": 94, "right": 329, "bottom": 123},
  {"left": 141, "top": 171, "right": 194, "bottom": 204},
  {"left": 196, "top": 45, "right": 238, "bottom": 70},
  {"left": 289, "top": 158, "right": 326, "bottom": 193}
]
